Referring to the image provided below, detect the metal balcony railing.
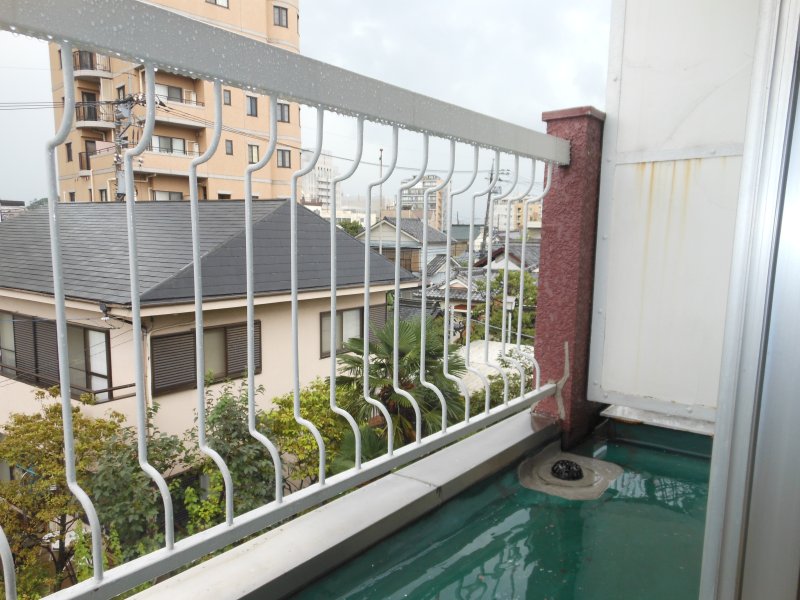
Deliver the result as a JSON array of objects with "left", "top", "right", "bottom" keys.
[
  {"left": 72, "top": 49, "right": 110, "bottom": 73},
  {"left": 145, "top": 145, "right": 202, "bottom": 157},
  {"left": 74, "top": 102, "right": 114, "bottom": 124},
  {"left": 0, "top": 1, "right": 569, "bottom": 598}
]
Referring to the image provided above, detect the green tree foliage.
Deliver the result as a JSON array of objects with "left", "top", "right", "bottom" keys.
[
  {"left": 337, "top": 219, "right": 364, "bottom": 238},
  {"left": 265, "top": 379, "right": 349, "bottom": 493},
  {"left": 91, "top": 404, "right": 184, "bottom": 562},
  {"left": 183, "top": 381, "right": 277, "bottom": 530},
  {"left": 336, "top": 316, "right": 467, "bottom": 447},
  {"left": 0, "top": 402, "right": 121, "bottom": 595},
  {"left": 472, "top": 270, "right": 537, "bottom": 343},
  {"left": 330, "top": 425, "right": 385, "bottom": 473}
]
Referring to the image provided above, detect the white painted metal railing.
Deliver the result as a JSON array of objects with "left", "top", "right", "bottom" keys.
[{"left": 0, "top": 1, "right": 569, "bottom": 598}]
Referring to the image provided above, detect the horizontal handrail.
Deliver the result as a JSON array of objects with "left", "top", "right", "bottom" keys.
[
  {"left": 72, "top": 49, "right": 110, "bottom": 73},
  {"left": 74, "top": 102, "right": 114, "bottom": 123},
  {"left": 0, "top": 362, "right": 134, "bottom": 400},
  {"left": 0, "top": 0, "right": 569, "bottom": 163}
]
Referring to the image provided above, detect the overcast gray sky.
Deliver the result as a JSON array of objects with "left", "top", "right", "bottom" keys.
[{"left": 0, "top": 0, "right": 611, "bottom": 206}]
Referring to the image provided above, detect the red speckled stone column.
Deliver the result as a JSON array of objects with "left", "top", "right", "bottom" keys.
[{"left": 533, "top": 106, "right": 605, "bottom": 448}]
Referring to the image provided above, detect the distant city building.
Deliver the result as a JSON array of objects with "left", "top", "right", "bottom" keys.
[
  {"left": 492, "top": 197, "right": 543, "bottom": 232},
  {"left": 0, "top": 200, "right": 25, "bottom": 223},
  {"left": 385, "top": 174, "right": 447, "bottom": 230},
  {"left": 301, "top": 152, "right": 342, "bottom": 208}
]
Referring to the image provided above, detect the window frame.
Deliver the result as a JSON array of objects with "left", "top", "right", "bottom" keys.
[
  {"left": 225, "top": 139, "right": 234, "bottom": 155},
  {"left": 65, "top": 142, "right": 73, "bottom": 162},
  {"left": 223, "top": 89, "right": 232, "bottom": 106},
  {"left": 273, "top": 5, "right": 289, "bottom": 27},
  {"left": 206, "top": 0, "right": 229, "bottom": 7},
  {"left": 246, "top": 95, "right": 258, "bottom": 117},
  {"left": 320, "top": 307, "right": 364, "bottom": 359},
  {"left": 151, "top": 321, "right": 262, "bottom": 397},
  {"left": 248, "top": 144, "right": 259, "bottom": 164},
  {"left": 277, "top": 102, "right": 290, "bottom": 123},
  {"left": 277, "top": 148, "right": 291, "bottom": 168},
  {"left": 116, "top": 85, "right": 126, "bottom": 100}
]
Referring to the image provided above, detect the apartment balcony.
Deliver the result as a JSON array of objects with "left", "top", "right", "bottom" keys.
[
  {"left": 0, "top": 1, "right": 796, "bottom": 599},
  {"left": 71, "top": 49, "right": 111, "bottom": 80},
  {"left": 154, "top": 97, "right": 207, "bottom": 130},
  {"left": 74, "top": 102, "right": 114, "bottom": 130}
]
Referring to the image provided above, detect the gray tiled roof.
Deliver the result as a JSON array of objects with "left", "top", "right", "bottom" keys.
[
  {"left": 425, "top": 254, "right": 447, "bottom": 274},
  {"left": 383, "top": 217, "right": 447, "bottom": 244},
  {"left": 0, "top": 200, "right": 413, "bottom": 306}
]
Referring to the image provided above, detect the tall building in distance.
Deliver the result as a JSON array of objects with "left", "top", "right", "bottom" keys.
[
  {"left": 49, "top": 0, "right": 301, "bottom": 203},
  {"left": 301, "top": 151, "right": 341, "bottom": 209},
  {"left": 384, "top": 174, "right": 447, "bottom": 231},
  {"left": 492, "top": 196, "right": 543, "bottom": 231}
]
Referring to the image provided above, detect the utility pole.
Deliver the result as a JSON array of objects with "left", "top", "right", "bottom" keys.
[
  {"left": 480, "top": 158, "right": 495, "bottom": 254},
  {"left": 378, "top": 147, "right": 384, "bottom": 211},
  {"left": 113, "top": 94, "right": 146, "bottom": 201}
]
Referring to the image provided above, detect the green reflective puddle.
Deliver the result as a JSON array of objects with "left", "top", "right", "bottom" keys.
[{"left": 295, "top": 427, "right": 710, "bottom": 600}]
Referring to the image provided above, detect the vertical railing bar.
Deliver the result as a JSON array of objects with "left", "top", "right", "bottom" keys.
[
  {"left": 393, "top": 135, "right": 429, "bottom": 444},
  {"left": 498, "top": 159, "right": 537, "bottom": 396},
  {"left": 45, "top": 42, "right": 105, "bottom": 581},
  {"left": 443, "top": 146, "right": 479, "bottom": 423},
  {"left": 189, "top": 81, "right": 235, "bottom": 524},
  {"left": 365, "top": 126, "right": 399, "bottom": 455},
  {"left": 245, "top": 96, "right": 284, "bottom": 503},
  {"left": 0, "top": 524, "right": 16, "bottom": 600},
  {"left": 420, "top": 140, "right": 455, "bottom": 433},
  {"left": 123, "top": 63, "right": 175, "bottom": 548},
  {"left": 482, "top": 155, "right": 519, "bottom": 407},
  {"left": 330, "top": 117, "right": 365, "bottom": 469},
  {"left": 290, "top": 108, "right": 328, "bottom": 484},
  {"left": 517, "top": 162, "right": 553, "bottom": 391},
  {"left": 466, "top": 150, "right": 501, "bottom": 415}
]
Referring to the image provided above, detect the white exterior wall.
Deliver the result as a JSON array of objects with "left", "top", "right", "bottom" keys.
[{"left": 589, "top": 0, "right": 760, "bottom": 422}]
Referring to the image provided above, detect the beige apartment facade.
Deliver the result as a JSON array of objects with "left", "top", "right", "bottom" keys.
[{"left": 49, "top": 0, "right": 301, "bottom": 203}]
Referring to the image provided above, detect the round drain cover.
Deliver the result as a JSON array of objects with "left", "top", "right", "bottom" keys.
[{"left": 551, "top": 459, "right": 584, "bottom": 481}]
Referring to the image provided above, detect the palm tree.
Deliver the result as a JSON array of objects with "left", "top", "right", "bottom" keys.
[{"left": 336, "top": 316, "right": 468, "bottom": 448}]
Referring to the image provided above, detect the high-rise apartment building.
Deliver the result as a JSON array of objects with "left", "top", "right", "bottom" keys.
[
  {"left": 301, "top": 151, "right": 341, "bottom": 208},
  {"left": 49, "top": 0, "right": 301, "bottom": 203},
  {"left": 384, "top": 174, "right": 447, "bottom": 231}
]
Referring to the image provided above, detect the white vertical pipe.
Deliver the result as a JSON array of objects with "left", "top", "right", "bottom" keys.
[
  {"left": 244, "top": 96, "right": 283, "bottom": 502},
  {"left": 466, "top": 150, "right": 501, "bottom": 414},
  {"left": 365, "top": 126, "right": 399, "bottom": 454},
  {"left": 419, "top": 141, "right": 455, "bottom": 432},
  {"left": 517, "top": 161, "right": 552, "bottom": 391},
  {"left": 443, "top": 146, "right": 479, "bottom": 422},
  {"left": 123, "top": 63, "right": 175, "bottom": 547},
  {"left": 392, "top": 135, "right": 428, "bottom": 443},
  {"left": 189, "top": 81, "right": 235, "bottom": 524},
  {"left": 0, "top": 525, "right": 15, "bottom": 600},
  {"left": 330, "top": 118, "right": 365, "bottom": 469},
  {"left": 290, "top": 109, "right": 327, "bottom": 483},
  {"left": 45, "top": 43, "right": 105, "bottom": 581}
]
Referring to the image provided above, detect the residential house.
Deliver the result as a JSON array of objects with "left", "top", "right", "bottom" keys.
[
  {"left": 474, "top": 240, "right": 541, "bottom": 274},
  {"left": 358, "top": 217, "right": 448, "bottom": 275},
  {"left": 0, "top": 200, "right": 415, "bottom": 436},
  {"left": 0, "top": 200, "right": 25, "bottom": 222}
]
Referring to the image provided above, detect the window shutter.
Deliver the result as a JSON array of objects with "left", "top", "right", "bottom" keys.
[
  {"left": 33, "top": 320, "right": 60, "bottom": 387},
  {"left": 151, "top": 332, "right": 196, "bottom": 395},
  {"left": 369, "top": 305, "right": 386, "bottom": 344},
  {"left": 225, "top": 321, "right": 261, "bottom": 376},
  {"left": 13, "top": 316, "right": 36, "bottom": 384}
]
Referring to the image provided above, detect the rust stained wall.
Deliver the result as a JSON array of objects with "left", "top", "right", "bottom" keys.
[{"left": 534, "top": 106, "right": 605, "bottom": 446}]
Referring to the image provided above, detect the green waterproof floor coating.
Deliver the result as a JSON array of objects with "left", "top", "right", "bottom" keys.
[{"left": 295, "top": 428, "right": 710, "bottom": 600}]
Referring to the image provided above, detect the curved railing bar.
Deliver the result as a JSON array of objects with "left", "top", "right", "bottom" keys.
[
  {"left": 392, "top": 134, "right": 429, "bottom": 444},
  {"left": 244, "top": 96, "right": 284, "bottom": 502},
  {"left": 497, "top": 159, "right": 537, "bottom": 396},
  {"left": 419, "top": 140, "right": 456, "bottom": 433},
  {"left": 465, "top": 150, "right": 501, "bottom": 414},
  {"left": 365, "top": 126, "right": 400, "bottom": 454},
  {"left": 0, "top": 525, "right": 15, "bottom": 600},
  {"left": 479, "top": 154, "right": 519, "bottom": 406},
  {"left": 330, "top": 117, "right": 365, "bottom": 469},
  {"left": 290, "top": 108, "right": 328, "bottom": 483},
  {"left": 189, "top": 81, "right": 236, "bottom": 524},
  {"left": 517, "top": 161, "right": 553, "bottom": 390},
  {"left": 123, "top": 63, "right": 176, "bottom": 546},
  {"left": 443, "top": 146, "right": 480, "bottom": 422},
  {"left": 45, "top": 43, "right": 105, "bottom": 581}
]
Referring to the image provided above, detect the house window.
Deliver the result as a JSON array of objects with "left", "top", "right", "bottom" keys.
[
  {"left": 152, "top": 190, "right": 184, "bottom": 201},
  {"left": 320, "top": 308, "right": 363, "bottom": 358},
  {"left": 277, "top": 102, "right": 290, "bottom": 123},
  {"left": 223, "top": 89, "right": 232, "bottom": 105},
  {"left": 117, "top": 85, "right": 126, "bottom": 100},
  {"left": 225, "top": 139, "right": 234, "bottom": 155},
  {"left": 68, "top": 192, "right": 76, "bottom": 203},
  {"left": 152, "top": 135, "right": 186, "bottom": 155},
  {"left": 277, "top": 149, "right": 291, "bottom": 168},
  {"left": 0, "top": 315, "right": 112, "bottom": 401},
  {"left": 273, "top": 5, "right": 288, "bottom": 27},
  {"left": 248, "top": 144, "right": 259, "bottom": 164},
  {"left": 206, "top": 0, "right": 229, "bottom": 6},
  {"left": 155, "top": 83, "right": 183, "bottom": 103},
  {"left": 65, "top": 142, "right": 73, "bottom": 162},
  {"left": 99, "top": 188, "right": 108, "bottom": 202},
  {"left": 217, "top": 193, "right": 232, "bottom": 200},
  {"left": 246, "top": 95, "right": 258, "bottom": 117},
  {"left": 150, "top": 321, "right": 261, "bottom": 396}
]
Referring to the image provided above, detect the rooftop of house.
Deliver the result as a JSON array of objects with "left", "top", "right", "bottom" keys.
[
  {"left": 0, "top": 200, "right": 414, "bottom": 306},
  {"left": 367, "top": 217, "right": 449, "bottom": 245},
  {"left": 474, "top": 242, "right": 541, "bottom": 270}
]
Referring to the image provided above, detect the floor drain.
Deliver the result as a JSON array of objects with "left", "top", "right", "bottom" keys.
[{"left": 518, "top": 443, "right": 622, "bottom": 500}]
